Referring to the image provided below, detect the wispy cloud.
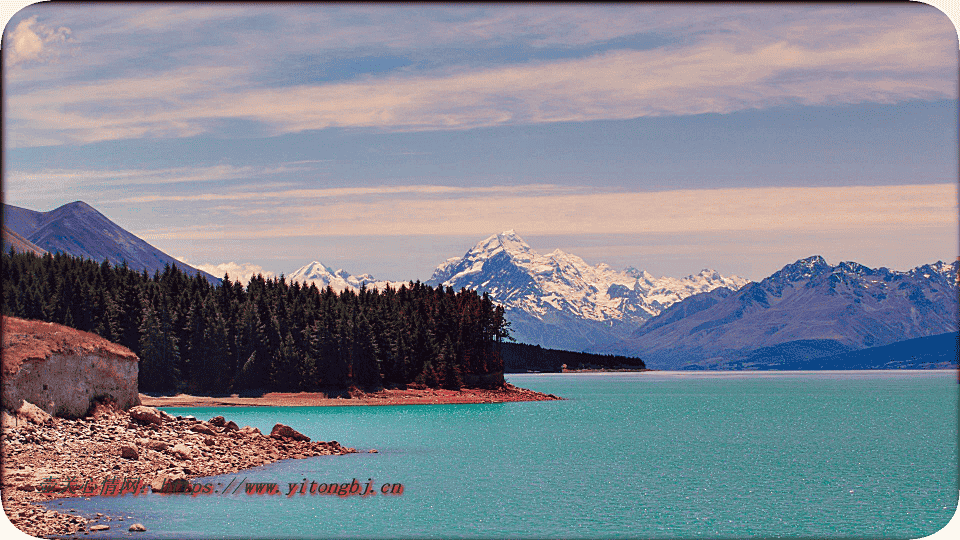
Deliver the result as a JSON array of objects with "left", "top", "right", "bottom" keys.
[
  {"left": 4, "top": 162, "right": 321, "bottom": 200},
  {"left": 113, "top": 183, "right": 571, "bottom": 203},
  {"left": 137, "top": 184, "right": 958, "bottom": 241},
  {"left": 5, "top": 5, "right": 955, "bottom": 147}
]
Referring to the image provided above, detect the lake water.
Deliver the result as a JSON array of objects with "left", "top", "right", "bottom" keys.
[{"left": 48, "top": 371, "right": 958, "bottom": 539}]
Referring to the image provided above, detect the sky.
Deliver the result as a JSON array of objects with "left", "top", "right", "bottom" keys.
[{"left": 2, "top": 3, "right": 959, "bottom": 284}]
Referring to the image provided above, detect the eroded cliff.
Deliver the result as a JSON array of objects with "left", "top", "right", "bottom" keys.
[{"left": 2, "top": 316, "right": 139, "bottom": 418}]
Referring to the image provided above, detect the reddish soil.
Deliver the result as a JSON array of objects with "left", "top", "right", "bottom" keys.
[
  {"left": 140, "top": 384, "right": 561, "bottom": 408},
  {"left": 2, "top": 316, "right": 136, "bottom": 376}
]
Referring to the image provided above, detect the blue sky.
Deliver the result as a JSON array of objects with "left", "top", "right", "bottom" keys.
[{"left": 2, "top": 3, "right": 958, "bottom": 283}]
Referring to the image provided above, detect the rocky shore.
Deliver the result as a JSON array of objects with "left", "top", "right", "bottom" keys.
[{"left": 1, "top": 401, "right": 361, "bottom": 538}]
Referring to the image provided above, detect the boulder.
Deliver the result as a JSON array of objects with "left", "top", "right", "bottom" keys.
[
  {"left": 208, "top": 415, "right": 226, "bottom": 427},
  {"left": 145, "top": 440, "right": 168, "bottom": 451},
  {"left": 120, "top": 444, "right": 139, "bottom": 460},
  {"left": 224, "top": 420, "right": 239, "bottom": 431},
  {"left": 169, "top": 443, "right": 192, "bottom": 460},
  {"left": 270, "top": 423, "right": 310, "bottom": 442},
  {"left": 17, "top": 400, "right": 52, "bottom": 425},
  {"left": 129, "top": 406, "right": 165, "bottom": 426},
  {"left": 89, "top": 524, "right": 110, "bottom": 531},
  {"left": 129, "top": 523, "right": 147, "bottom": 532},
  {"left": 151, "top": 475, "right": 189, "bottom": 493},
  {"left": 190, "top": 423, "right": 216, "bottom": 435}
]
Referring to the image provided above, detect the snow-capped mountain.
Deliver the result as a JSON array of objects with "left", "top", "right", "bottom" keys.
[
  {"left": 426, "top": 230, "right": 749, "bottom": 351},
  {"left": 288, "top": 261, "right": 402, "bottom": 292},
  {"left": 605, "top": 255, "right": 960, "bottom": 369}
]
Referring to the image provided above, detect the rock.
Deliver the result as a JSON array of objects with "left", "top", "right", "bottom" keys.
[
  {"left": 224, "top": 420, "right": 239, "bottom": 431},
  {"left": 145, "top": 440, "right": 168, "bottom": 451},
  {"left": 203, "top": 437, "right": 215, "bottom": 446},
  {"left": 128, "top": 406, "right": 165, "bottom": 426},
  {"left": 208, "top": 415, "right": 226, "bottom": 427},
  {"left": 120, "top": 444, "right": 138, "bottom": 459},
  {"left": 169, "top": 443, "right": 192, "bottom": 459},
  {"left": 240, "top": 426, "right": 261, "bottom": 437},
  {"left": 129, "top": 523, "right": 147, "bottom": 532},
  {"left": 17, "top": 401, "right": 52, "bottom": 425},
  {"left": 2, "top": 409, "right": 19, "bottom": 429},
  {"left": 368, "top": 449, "right": 378, "bottom": 453},
  {"left": 270, "top": 423, "right": 310, "bottom": 442},
  {"left": 89, "top": 524, "right": 110, "bottom": 531},
  {"left": 190, "top": 423, "right": 215, "bottom": 435},
  {"left": 150, "top": 474, "right": 188, "bottom": 493}
]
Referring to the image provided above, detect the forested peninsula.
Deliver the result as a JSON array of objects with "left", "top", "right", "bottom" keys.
[{"left": 2, "top": 250, "right": 511, "bottom": 395}]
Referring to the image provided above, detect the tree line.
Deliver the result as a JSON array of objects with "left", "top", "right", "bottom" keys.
[
  {"left": 501, "top": 341, "right": 645, "bottom": 372},
  {"left": 2, "top": 250, "right": 510, "bottom": 394}
]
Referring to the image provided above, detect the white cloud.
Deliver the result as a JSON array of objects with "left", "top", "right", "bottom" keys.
[
  {"left": 5, "top": 16, "right": 72, "bottom": 67},
  {"left": 175, "top": 257, "right": 275, "bottom": 284}
]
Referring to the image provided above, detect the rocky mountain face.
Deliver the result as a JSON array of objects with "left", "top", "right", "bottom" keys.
[
  {"left": 425, "top": 231, "right": 749, "bottom": 352},
  {"left": 2, "top": 201, "right": 218, "bottom": 283},
  {"left": 605, "top": 255, "right": 960, "bottom": 369}
]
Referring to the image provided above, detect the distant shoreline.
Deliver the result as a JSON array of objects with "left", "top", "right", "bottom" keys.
[{"left": 140, "top": 383, "right": 561, "bottom": 408}]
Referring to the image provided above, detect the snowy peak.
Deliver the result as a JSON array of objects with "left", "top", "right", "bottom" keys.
[
  {"left": 288, "top": 260, "right": 403, "bottom": 293},
  {"left": 425, "top": 231, "right": 750, "bottom": 332},
  {"left": 770, "top": 255, "right": 832, "bottom": 283}
]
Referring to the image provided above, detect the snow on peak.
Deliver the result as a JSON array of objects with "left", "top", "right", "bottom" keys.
[
  {"left": 288, "top": 260, "right": 403, "bottom": 293},
  {"left": 427, "top": 233, "right": 750, "bottom": 323}
]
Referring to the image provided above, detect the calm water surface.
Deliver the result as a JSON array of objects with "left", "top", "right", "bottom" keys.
[{"left": 51, "top": 371, "right": 958, "bottom": 539}]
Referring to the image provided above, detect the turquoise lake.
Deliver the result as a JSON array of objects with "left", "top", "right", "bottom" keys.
[{"left": 50, "top": 371, "right": 958, "bottom": 539}]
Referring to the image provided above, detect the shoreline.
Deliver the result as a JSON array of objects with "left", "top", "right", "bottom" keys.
[
  {"left": 1, "top": 403, "right": 361, "bottom": 538},
  {"left": 3, "top": 384, "right": 560, "bottom": 537},
  {"left": 140, "top": 383, "right": 561, "bottom": 408}
]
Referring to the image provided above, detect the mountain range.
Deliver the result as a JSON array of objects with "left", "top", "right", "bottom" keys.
[
  {"left": 4, "top": 201, "right": 955, "bottom": 370},
  {"left": 2, "top": 201, "right": 218, "bottom": 283},
  {"left": 423, "top": 231, "right": 749, "bottom": 352},
  {"left": 288, "top": 261, "right": 399, "bottom": 292},
  {"left": 604, "top": 255, "right": 959, "bottom": 369}
]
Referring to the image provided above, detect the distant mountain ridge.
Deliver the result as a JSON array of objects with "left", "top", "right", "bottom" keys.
[
  {"left": 424, "top": 231, "right": 749, "bottom": 352},
  {"left": 605, "top": 255, "right": 959, "bottom": 369},
  {"left": 2, "top": 201, "right": 218, "bottom": 283},
  {"left": 288, "top": 261, "right": 403, "bottom": 292}
]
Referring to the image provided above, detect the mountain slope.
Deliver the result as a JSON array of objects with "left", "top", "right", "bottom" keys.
[
  {"left": 2, "top": 201, "right": 218, "bottom": 283},
  {"left": 607, "top": 255, "right": 959, "bottom": 369},
  {"left": 426, "top": 231, "right": 749, "bottom": 351},
  {"left": 2, "top": 225, "right": 47, "bottom": 256}
]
